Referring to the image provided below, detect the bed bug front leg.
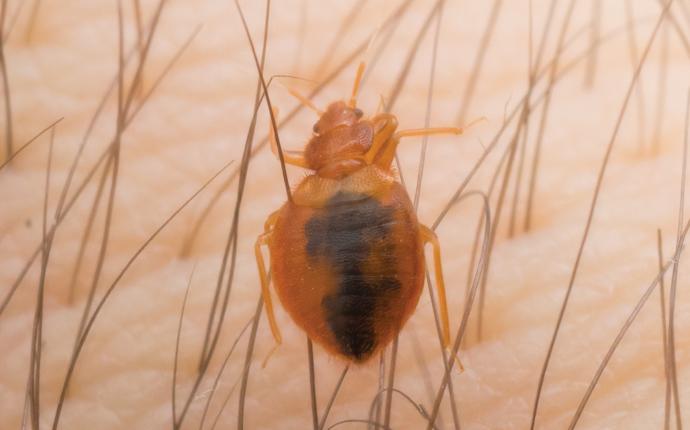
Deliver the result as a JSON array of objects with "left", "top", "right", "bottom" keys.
[
  {"left": 365, "top": 115, "right": 464, "bottom": 169},
  {"left": 268, "top": 107, "right": 310, "bottom": 168},
  {"left": 254, "top": 211, "right": 282, "bottom": 345},
  {"left": 364, "top": 113, "right": 398, "bottom": 166}
]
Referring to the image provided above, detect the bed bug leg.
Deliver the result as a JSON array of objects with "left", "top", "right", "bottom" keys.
[
  {"left": 268, "top": 107, "right": 310, "bottom": 168},
  {"left": 255, "top": 211, "right": 283, "bottom": 346},
  {"left": 420, "top": 224, "right": 464, "bottom": 372},
  {"left": 395, "top": 127, "right": 464, "bottom": 140},
  {"left": 419, "top": 225, "right": 451, "bottom": 347},
  {"left": 366, "top": 119, "right": 463, "bottom": 168}
]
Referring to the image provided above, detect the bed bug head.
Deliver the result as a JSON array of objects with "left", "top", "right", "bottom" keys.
[
  {"left": 275, "top": 63, "right": 400, "bottom": 178},
  {"left": 299, "top": 63, "right": 384, "bottom": 178},
  {"left": 311, "top": 101, "right": 363, "bottom": 135},
  {"left": 311, "top": 61, "right": 366, "bottom": 135},
  {"left": 304, "top": 101, "right": 372, "bottom": 178}
]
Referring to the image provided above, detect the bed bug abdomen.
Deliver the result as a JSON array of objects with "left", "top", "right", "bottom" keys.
[
  {"left": 306, "top": 191, "right": 400, "bottom": 360},
  {"left": 269, "top": 179, "right": 424, "bottom": 362}
]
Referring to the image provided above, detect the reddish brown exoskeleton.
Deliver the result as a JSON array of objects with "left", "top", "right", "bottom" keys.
[{"left": 255, "top": 63, "right": 467, "bottom": 363}]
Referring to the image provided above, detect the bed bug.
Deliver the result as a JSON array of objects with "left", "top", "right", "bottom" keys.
[{"left": 254, "top": 63, "right": 465, "bottom": 363}]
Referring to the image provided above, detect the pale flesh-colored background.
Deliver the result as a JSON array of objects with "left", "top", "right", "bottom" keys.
[{"left": 1, "top": 0, "right": 690, "bottom": 429}]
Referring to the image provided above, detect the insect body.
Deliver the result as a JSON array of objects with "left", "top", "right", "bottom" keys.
[{"left": 255, "top": 64, "right": 462, "bottom": 363}]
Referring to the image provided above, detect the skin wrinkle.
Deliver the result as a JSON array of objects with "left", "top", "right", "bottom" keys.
[{"left": 1, "top": 1, "right": 689, "bottom": 429}]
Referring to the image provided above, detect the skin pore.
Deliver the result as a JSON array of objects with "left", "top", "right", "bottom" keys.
[{"left": 1, "top": 0, "right": 689, "bottom": 429}]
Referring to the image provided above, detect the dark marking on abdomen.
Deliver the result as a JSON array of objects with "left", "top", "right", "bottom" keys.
[{"left": 305, "top": 191, "right": 400, "bottom": 361}]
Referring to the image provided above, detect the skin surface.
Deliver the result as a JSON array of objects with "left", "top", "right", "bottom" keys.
[{"left": 1, "top": 0, "right": 690, "bottom": 429}]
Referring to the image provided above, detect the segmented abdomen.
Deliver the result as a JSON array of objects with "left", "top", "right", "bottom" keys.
[
  {"left": 269, "top": 181, "right": 424, "bottom": 362},
  {"left": 305, "top": 191, "right": 401, "bottom": 360}
]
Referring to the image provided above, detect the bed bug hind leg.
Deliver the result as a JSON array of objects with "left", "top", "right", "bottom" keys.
[
  {"left": 419, "top": 225, "right": 451, "bottom": 347},
  {"left": 255, "top": 211, "right": 283, "bottom": 348},
  {"left": 419, "top": 224, "right": 464, "bottom": 372}
]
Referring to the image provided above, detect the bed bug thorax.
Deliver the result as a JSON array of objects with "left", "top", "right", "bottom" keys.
[{"left": 254, "top": 62, "right": 468, "bottom": 364}]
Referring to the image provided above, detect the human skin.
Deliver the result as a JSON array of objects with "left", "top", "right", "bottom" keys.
[{"left": 1, "top": 0, "right": 690, "bottom": 429}]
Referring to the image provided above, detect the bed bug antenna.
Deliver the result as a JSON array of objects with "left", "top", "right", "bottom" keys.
[
  {"left": 287, "top": 87, "right": 323, "bottom": 115},
  {"left": 347, "top": 25, "right": 380, "bottom": 109},
  {"left": 464, "top": 115, "right": 488, "bottom": 130},
  {"left": 349, "top": 61, "right": 366, "bottom": 108},
  {"left": 273, "top": 75, "right": 323, "bottom": 115}
]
